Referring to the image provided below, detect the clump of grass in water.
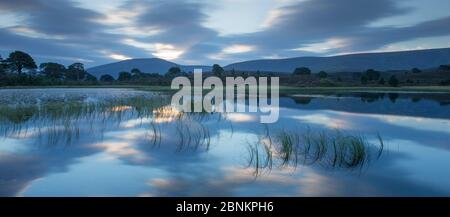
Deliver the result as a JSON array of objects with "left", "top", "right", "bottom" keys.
[
  {"left": 246, "top": 128, "right": 385, "bottom": 177},
  {"left": 0, "top": 96, "right": 171, "bottom": 145},
  {"left": 277, "top": 130, "right": 299, "bottom": 167},
  {"left": 0, "top": 93, "right": 220, "bottom": 152},
  {"left": 246, "top": 140, "right": 273, "bottom": 177}
]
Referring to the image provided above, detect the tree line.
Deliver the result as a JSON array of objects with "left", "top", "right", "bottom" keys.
[
  {"left": 0, "top": 51, "right": 97, "bottom": 86},
  {"left": 0, "top": 51, "right": 231, "bottom": 86},
  {"left": 1, "top": 50, "right": 449, "bottom": 87}
]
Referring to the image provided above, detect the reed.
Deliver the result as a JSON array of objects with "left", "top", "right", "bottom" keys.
[{"left": 246, "top": 128, "right": 385, "bottom": 176}]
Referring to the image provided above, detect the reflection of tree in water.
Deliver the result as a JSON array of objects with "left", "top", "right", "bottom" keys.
[
  {"left": 293, "top": 97, "right": 312, "bottom": 105},
  {"left": 411, "top": 97, "right": 422, "bottom": 103},
  {"left": 440, "top": 101, "right": 450, "bottom": 106},
  {"left": 359, "top": 92, "right": 385, "bottom": 103},
  {"left": 388, "top": 93, "right": 399, "bottom": 103}
]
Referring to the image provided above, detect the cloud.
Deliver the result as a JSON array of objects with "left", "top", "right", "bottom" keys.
[
  {"left": 223, "top": 44, "right": 255, "bottom": 54},
  {"left": 1, "top": 0, "right": 450, "bottom": 67},
  {"left": 121, "top": 38, "right": 185, "bottom": 60},
  {"left": 107, "top": 53, "right": 132, "bottom": 61},
  {"left": 292, "top": 38, "right": 350, "bottom": 53},
  {"left": 0, "top": 0, "right": 106, "bottom": 36},
  {"left": 223, "top": 0, "right": 450, "bottom": 60},
  {"left": 209, "top": 44, "right": 256, "bottom": 61},
  {"left": 132, "top": 0, "right": 218, "bottom": 61}
]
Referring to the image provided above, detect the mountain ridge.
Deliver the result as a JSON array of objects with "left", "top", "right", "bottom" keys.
[
  {"left": 224, "top": 47, "right": 450, "bottom": 73},
  {"left": 87, "top": 48, "right": 450, "bottom": 78},
  {"left": 87, "top": 58, "right": 212, "bottom": 78}
]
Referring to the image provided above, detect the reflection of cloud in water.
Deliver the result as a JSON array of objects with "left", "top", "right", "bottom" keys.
[
  {"left": 225, "top": 113, "right": 257, "bottom": 122},
  {"left": 389, "top": 139, "right": 450, "bottom": 192},
  {"left": 348, "top": 113, "right": 450, "bottom": 134},
  {"left": 108, "top": 130, "right": 149, "bottom": 140},
  {"left": 111, "top": 105, "right": 133, "bottom": 112},
  {"left": 152, "top": 106, "right": 182, "bottom": 123},
  {"left": 93, "top": 130, "right": 155, "bottom": 163},
  {"left": 296, "top": 169, "right": 333, "bottom": 196},
  {"left": 142, "top": 162, "right": 342, "bottom": 196},
  {"left": 6, "top": 127, "right": 41, "bottom": 139},
  {"left": 2, "top": 89, "right": 450, "bottom": 196},
  {"left": 291, "top": 113, "right": 353, "bottom": 129},
  {"left": 0, "top": 152, "right": 47, "bottom": 196},
  {"left": 120, "top": 118, "right": 152, "bottom": 128},
  {"left": 147, "top": 178, "right": 189, "bottom": 195},
  {"left": 93, "top": 142, "right": 141, "bottom": 157},
  {"left": 216, "top": 167, "right": 299, "bottom": 185}
]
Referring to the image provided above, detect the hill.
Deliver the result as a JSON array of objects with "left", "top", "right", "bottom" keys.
[
  {"left": 87, "top": 58, "right": 211, "bottom": 78},
  {"left": 224, "top": 48, "right": 450, "bottom": 73},
  {"left": 87, "top": 48, "right": 450, "bottom": 78}
]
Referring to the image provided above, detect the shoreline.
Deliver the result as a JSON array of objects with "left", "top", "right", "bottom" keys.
[{"left": 1, "top": 85, "right": 450, "bottom": 94}]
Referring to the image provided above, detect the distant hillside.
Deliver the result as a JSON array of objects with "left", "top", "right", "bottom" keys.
[
  {"left": 224, "top": 48, "right": 450, "bottom": 73},
  {"left": 87, "top": 58, "right": 211, "bottom": 78},
  {"left": 87, "top": 48, "right": 450, "bottom": 78}
]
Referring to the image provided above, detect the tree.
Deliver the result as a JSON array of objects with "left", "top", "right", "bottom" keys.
[
  {"left": 40, "top": 62, "right": 66, "bottom": 79},
  {"left": 84, "top": 73, "right": 97, "bottom": 82},
  {"left": 100, "top": 74, "right": 115, "bottom": 82},
  {"left": 118, "top": 71, "right": 132, "bottom": 81},
  {"left": 293, "top": 67, "right": 311, "bottom": 75},
  {"left": 378, "top": 78, "right": 385, "bottom": 85},
  {"left": 361, "top": 75, "right": 368, "bottom": 84},
  {"left": 388, "top": 75, "right": 399, "bottom": 87},
  {"left": 231, "top": 68, "right": 236, "bottom": 77},
  {"left": 0, "top": 55, "right": 5, "bottom": 75},
  {"left": 166, "top": 66, "right": 181, "bottom": 77},
  {"left": 131, "top": 68, "right": 142, "bottom": 79},
  {"left": 317, "top": 71, "right": 328, "bottom": 79},
  {"left": 7, "top": 51, "right": 37, "bottom": 75},
  {"left": 440, "top": 79, "right": 450, "bottom": 86},
  {"left": 439, "top": 65, "right": 450, "bottom": 71},
  {"left": 66, "top": 63, "right": 86, "bottom": 80},
  {"left": 365, "top": 69, "right": 380, "bottom": 80},
  {"left": 212, "top": 64, "right": 224, "bottom": 77},
  {"left": 0, "top": 56, "right": 6, "bottom": 82},
  {"left": 411, "top": 68, "right": 421, "bottom": 73}
]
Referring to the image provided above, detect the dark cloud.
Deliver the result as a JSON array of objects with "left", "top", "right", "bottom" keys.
[
  {"left": 0, "top": 0, "right": 105, "bottom": 36},
  {"left": 222, "top": 0, "right": 450, "bottom": 60},
  {"left": 229, "top": 0, "right": 410, "bottom": 54},
  {"left": 0, "top": 0, "right": 116, "bottom": 65},
  {"left": 133, "top": 0, "right": 218, "bottom": 61},
  {"left": 137, "top": 1, "right": 205, "bottom": 29},
  {"left": 314, "top": 15, "right": 450, "bottom": 54},
  {"left": 0, "top": 0, "right": 154, "bottom": 65},
  {"left": 0, "top": 0, "right": 44, "bottom": 11},
  {"left": 266, "top": 0, "right": 409, "bottom": 39},
  {"left": 0, "top": 0, "right": 449, "bottom": 67}
]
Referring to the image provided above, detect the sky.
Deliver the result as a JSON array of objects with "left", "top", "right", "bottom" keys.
[{"left": 0, "top": 0, "right": 450, "bottom": 67}]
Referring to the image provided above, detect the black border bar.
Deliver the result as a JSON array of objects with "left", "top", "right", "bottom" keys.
[{"left": 1, "top": 197, "right": 449, "bottom": 216}]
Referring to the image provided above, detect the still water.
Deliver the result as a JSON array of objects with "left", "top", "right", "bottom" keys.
[{"left": 0, "top": 88, "right": 449, "bottom": 196}]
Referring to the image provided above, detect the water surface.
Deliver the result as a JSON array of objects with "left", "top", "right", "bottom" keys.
[{"left": 1, "top": 88, "right": 449, "bottom": 196}]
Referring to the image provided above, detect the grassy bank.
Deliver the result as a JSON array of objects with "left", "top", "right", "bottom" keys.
[
  {"left": 2, "top": 85, "right": 450, "bottom": 94},
  {"left": 278, "top": 86, "right": 450, "bottom": 94}
]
